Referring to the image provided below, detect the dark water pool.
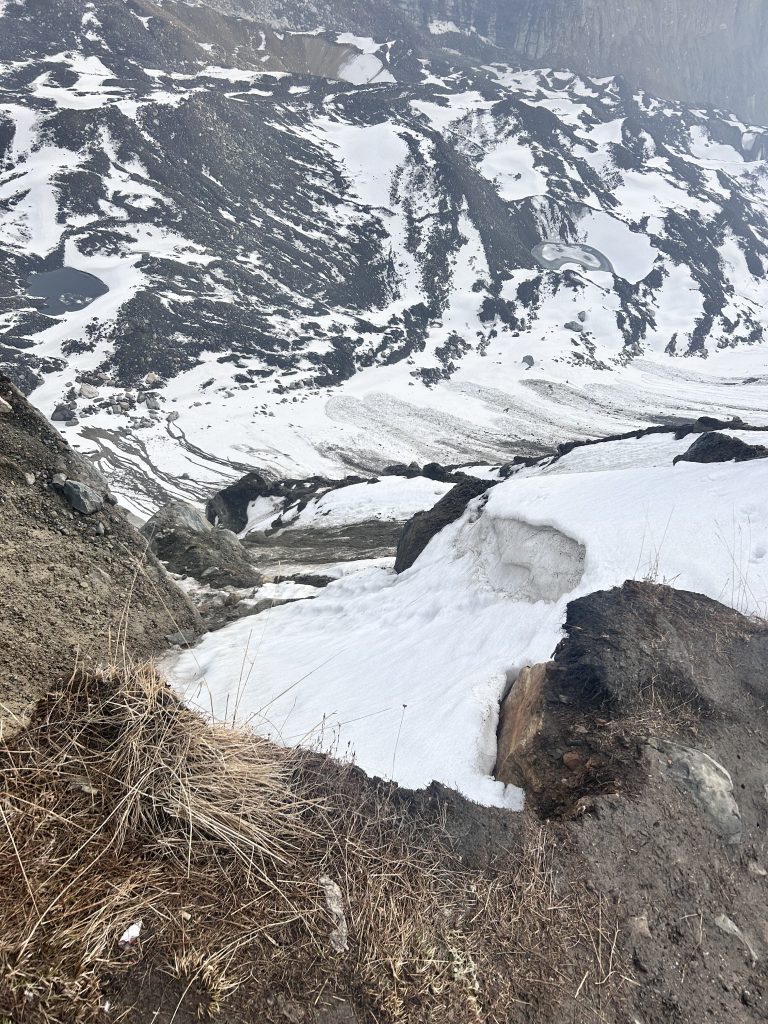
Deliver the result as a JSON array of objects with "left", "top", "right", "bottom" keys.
[{"left": 27, "top": 267, "right": 109, "bottom": 315}]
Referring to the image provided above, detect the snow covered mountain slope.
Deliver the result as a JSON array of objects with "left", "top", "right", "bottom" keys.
[
  {"left": 2, "top": 1, "right": 768, "bottom": 512},
  {"left": 167, "top": 429, "right": 768, "bottom": 806}
]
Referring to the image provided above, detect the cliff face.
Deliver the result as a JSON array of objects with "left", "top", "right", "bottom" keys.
[{"left": 395, "top": 0, "right": 768, "bottom": 121}]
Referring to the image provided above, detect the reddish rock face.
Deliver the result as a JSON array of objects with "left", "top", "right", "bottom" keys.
[{"left": 494, "top": 663, "right": 548, "bottom": 787}]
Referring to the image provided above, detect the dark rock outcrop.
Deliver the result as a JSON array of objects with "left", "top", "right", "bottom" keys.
[
  {"left": 142, "top": 500, "right": 262, "bottom": 589},
  {"left": 495, "top": 581, "right": 768, "bottom": 818},
  {"left": 206, "top": 472, "right": 280, "bottom": 533},
  {"left": 394, "top": 478, "right": 491, "bottom": 573},
  {"left": 673, "top": 431, "right": 768, "bottom": 465}
]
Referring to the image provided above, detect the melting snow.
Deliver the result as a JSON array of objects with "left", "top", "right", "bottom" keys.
[{"left": 167, "top": 437, "right": 768, "bottom": 808}]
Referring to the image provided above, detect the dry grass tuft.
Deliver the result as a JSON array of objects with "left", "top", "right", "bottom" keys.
[{"left": 0, "top": 664, "right": 624, "bottom": 1024}]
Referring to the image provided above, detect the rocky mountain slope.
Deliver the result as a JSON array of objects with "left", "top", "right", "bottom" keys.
[
  {"left": 0, "top": 373, "right": 200, "bottom": 733},
  {"left": 2, "top": 0, "right": 768, "bottom": 513}
]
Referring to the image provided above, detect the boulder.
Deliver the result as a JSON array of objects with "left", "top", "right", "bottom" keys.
[
  {"left": 495, "top": 581, "right": 768, "bottom": 817},
  {"left": 62, "top": 479, "right": 104, "bottom": 515},
  {"left": 206, "top": 471, "right": 282, "bottom": 532},
  {"left": 0, "top": 396, "right": 11, "bottom": 414},
  {"left": 673, "top": 431, "right": 768, "bottom": 465},
  {"left": 142, "top": 500, "right": 262, "bottom": 588},
  {"left": 494, "top": 665, "right": 548, "bottom": 787},
  {"left": 649, "top": 739, "right": 742, "bottom": 842},
  {"left": 79, "top": 383, "right": 99, "bottom": 399},
  {"left": 394, "top": 478, "right": 491, "bottom": 573},
  {"left": 51, "top": 404, "right": 76, "bottom": 422}
]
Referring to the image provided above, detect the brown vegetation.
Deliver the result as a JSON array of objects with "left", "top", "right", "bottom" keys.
[{"left": 0, "top": 664, "right": 622, "bottom": 1024}]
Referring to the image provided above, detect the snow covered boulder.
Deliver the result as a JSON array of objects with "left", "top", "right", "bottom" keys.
[{"left": 673, "top": 431, "right": 768, "bottom": 466}]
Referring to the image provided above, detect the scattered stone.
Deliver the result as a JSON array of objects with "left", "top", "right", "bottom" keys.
[
  {"left": 562, "top": 750, "right": 582, "bottom": 770},
  {"left": 628, "top": 914, "right": 653, "bottom": 940},
  {"left": 578, "top": 310, "right": 587, "bottom": 322},
  {"left": 747, "top": 861, "right": 766, "bottom": 877},
  {"left": 79, "top": 383, "right": 99, "bottom": 399},
  {"left": 145, "top": 372, "right": 160, "bottom": 385},
  {"left": 564, "top": 320, "right": 584, "bottom": 333},
  {"left": 319, "top": 875, "right": 348, "bottom": 953},
  {"left": 62, "top": 479, "right": 104, "bottom": 515},
  {"left": 650, "top": 739, "right": 742, "bottom": 843},
  {"left": 165, "top": 628, "right": 197, "bottom": 646}
]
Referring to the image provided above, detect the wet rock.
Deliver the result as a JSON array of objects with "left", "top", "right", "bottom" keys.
[
  {"left": 395, "top": 478, "right": 491, "bottom": 573},
  {"left": 650, "top": 739, "right": 742, "bottom": 842},
  {"left": 673, "top": 431, "right": 768, "bottom": 465},
  {"left": 62, "top": 479, "right": 104, "bottom": 515}
]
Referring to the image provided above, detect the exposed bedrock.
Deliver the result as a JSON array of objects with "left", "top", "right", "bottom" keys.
[{"left": 394, "top": 478, "right": 491, "bottom": 573}]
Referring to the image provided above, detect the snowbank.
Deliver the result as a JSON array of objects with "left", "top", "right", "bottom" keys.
[{"left": 167, "top": 438, "right": 768, "bottom": 808}]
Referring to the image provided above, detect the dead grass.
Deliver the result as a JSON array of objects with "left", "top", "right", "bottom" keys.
[{"left": 0, "top": 664, "right": 624, "bottom": 1024}]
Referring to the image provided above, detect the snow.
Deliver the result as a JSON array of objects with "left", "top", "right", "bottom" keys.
[
  {"left": 429, "top": 21, "right": 462, "bottom": 35},
  {"left": 281, "top": 477, "right": 453, "bottom": 531},
  {"left": 576, "top": 209, "right": 656, "bottom": 283},
  {"left": 480, "top": 134, "right": 548, "bottom": 202},
  {"left": 337, "top": 53, "right": 395, "bottom": 85},
  {"left": 167, "top": 438, "right": 768, "bottom": 809}
]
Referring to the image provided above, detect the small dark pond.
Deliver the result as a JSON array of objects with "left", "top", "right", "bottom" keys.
[{"left": 27, "top": 267, "right": 109, "bottom": 315}]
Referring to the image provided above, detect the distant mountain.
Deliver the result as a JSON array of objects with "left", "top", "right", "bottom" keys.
[{"left": 1, "top": 0, "right": 767, "bottom": 511}]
